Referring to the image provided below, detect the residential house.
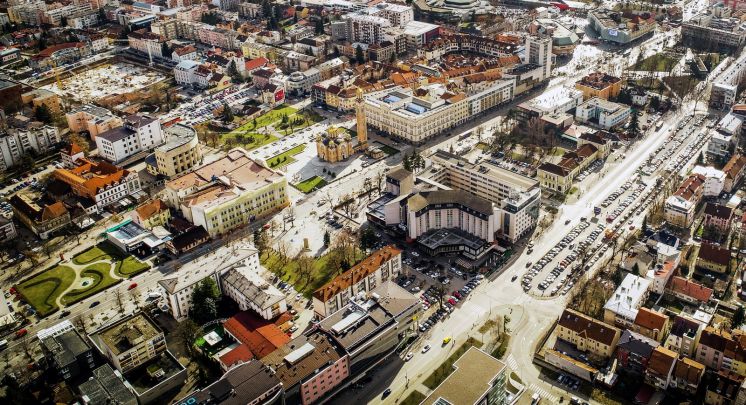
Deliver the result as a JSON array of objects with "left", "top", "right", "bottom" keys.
[
  {"left": 633, "top": 307, "right": 670, "bottom": 343},
  {"left": 703, "top": 203, "right": 734, "bottom": 239},
  {"left": 644, "top": 346, "right": 678, "bottom": 390},
  {"left": 723, "top": 153, "right": 746, "bottom": 192},
  {"left": 667, "top": 276, "right": 714, "bottom": 306},
  {"left": 166, "top": 225, "right": 210, "bottom": 255},
  {"left": 697, "top": 242, "right": 731, "bottom": 274},
  {"left": 664, "top": 174, "right": 706, "bottom": 228},
  {"left": 60, "top": 142, "right": 84, "bottom": 168},
  {"left": 616, "top": 329, "right": 659, "bottom": 374},
  {"left": 695, "top": 327, "right": 746, "bottom": 375},
  {"left": 556, "top": 308, "right": 622, "bottom": 359},
  {"left": 706, "top": 371, "right": 745, "bottom": 405},
  {"left": 10, "top": 194, "right": 70, "bottom": 239},
  {"left": 603, "top": 274, "right": 651, "bottom": 328},
  {"left": 134, "top": 199, "right": 170, "bottom": 229},
  {"left": 671, "top": 357, "right": 705, "bottom": 395},
  {"left": 665, "top": 315, "right": 703, "bottom": 357}
]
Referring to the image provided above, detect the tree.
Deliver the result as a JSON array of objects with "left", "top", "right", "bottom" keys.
[
  {"left": 389, "top": 52, "right": 396, "bottom": 64},
  {"left": 315, "top": 17, "right": 324, "bottom": 34},
  {"left": 359, "top": 226, "right": 376, "bottom": 251},
  {"left": 34, "top": 104, "right": 52, "bottom": 123},
  {"left": 226, "top": 60, "right": 242, "bottom": 83},
  {"left": 221, "top": 101, "right": 233, "bottom": 123},
  {"left": 114, "top": 288, "right": 125, "bottom": 313},
  {"left": 161, "top": 42, "right": 171, "bottom": 58},
  {"left": 295, "top": 252, "right": 314, "bottom": 290},
  {"left": 323, "top": 231, "right": 331, "bottom": 247},
  {"left": 355, "top": 45, "right": 365, "bottom": 65},
  {"left": 697, "top": 151, "right": 705, "bottom": 164},
  {"left": 189, "top": 278, "right": 220, "bottom": 324},
  {"left": 642, "top": 215, "right": 648, "bottom": 233},
  {"left": 174, "top": 319, "right": 203, "bottom": 358},
  {"left": 628, "top": 111, "right": 639, "bottom": 137},
  {"left": 254, "top": 228, "right": 269, "bottom": 257},
  {"left": 734, "top": 305, "right": 745, "bottom": 328}
]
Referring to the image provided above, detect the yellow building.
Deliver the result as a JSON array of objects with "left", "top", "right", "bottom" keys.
[
  {"left": 154, "top": 124, "right": 202, "bottom": 178},
  {"left": 316, "top": 89, "right": 368, "bottom": 163},
  {"left": 574, "top": 72, "right": 622, "bottom": 101},
  {"left": 65, "top": 104, "right": 123, "bottom": 139},
  {"left": 556, "top": 309, "right": 621, "bottom": 358},
  {"left": 134, "top": 199, "right": 171, "bottom": 229},
  {"left": 22, "top": 89, "right": 63, "bottom": 116}
]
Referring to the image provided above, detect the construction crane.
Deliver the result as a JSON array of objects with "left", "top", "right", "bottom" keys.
[{"left": 50, "top": 59, "right": 64, "bottom": 91}]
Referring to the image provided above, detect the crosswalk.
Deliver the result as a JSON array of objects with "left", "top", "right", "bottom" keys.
[
  {"left": 529, "top": 383, "right": 559, "bottom": 404},
  {"left": 505, "top": 354, "right": 519, "bottom": 371}
]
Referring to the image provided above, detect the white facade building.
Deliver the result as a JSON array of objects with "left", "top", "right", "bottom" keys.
[
  {"left": 0, "top": 125, "right": 60, "bottom": 172},
  {"left": 575, "top": 97, "right": 631, "bottom": 129},
  {"left": 221, "top": 265, "right": 287, "bottom": 320},
  {"left": 95, "top": 115, "right": 164, "bottom": 163},
  {"left": 692, "top": 166, "right": 726, "bottom": 197}
]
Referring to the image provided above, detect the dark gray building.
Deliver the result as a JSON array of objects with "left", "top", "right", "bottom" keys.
[
  {"left": 78, "top": 364, "right": 138, "bottom": 405},
  {"left": 40, "top": 328, "right": 95, "bottom": 380}
]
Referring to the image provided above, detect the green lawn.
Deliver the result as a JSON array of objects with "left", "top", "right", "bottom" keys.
[
  {"left": 222, "top": 131, "right": 278, "bottom": 151},
  {"left": 16, "top": 265, "right": 77, "bottom": 317},
  {"left": 632, "top": 53, "right": 680, "bottom": 72},
  {"left": 423, "top": 338, "right": 483, "bottom": 390},
  {"left": 115, "top": 256, "right": 150, "bottom": 278},
  {"left": 73, "top": 243, "right": 121, "bottom": 265},
  {"left": 375, "top": 143, "right": 399, "bottom": 156},
  {"left": 261, "top": 248, "right": 367, "bottom": 296},
  {"left": 62, "top": 263, "right": 122, "bottom": 305},
  {"left": 268, "top": 145, "right": 306, "bottom": 168},
  {"left": 400, "top": 391, "right": 426, "bottom": 405},
  {"left": 250, "top": 104, "right": 299, "bottom": 129},
  {"left": 294, "top": 176, "right": 327, "bottom": 193},
  {"left": 275, "top": 110, "right": 325, "bottom": 133}
]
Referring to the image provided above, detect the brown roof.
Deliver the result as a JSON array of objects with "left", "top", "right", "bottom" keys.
[
  {"left": 704, "top": 203, "right": 733, "bottom": 220},
  {"left": 36, "top": 42, "right": 85, "bottom": 58},
  {"left": 174, "top": 45, "right": 196, "bottom": 56},
  {"left": 576, "top": 72, "right": 621, "bottom": 90},
  {"left": 698, "top": 242, "right": 730, "bottom": 267},
  {"left": 557, "top": 309, "right": 620, "bottom": 347},
  {"left": 674, "top": 174, "right": 705, "bottom": 201},
  {"left": 669, "top": 276, "right": 713, "bottom": 302},
  {"left": 223, "top": 311, "right": 290, "bottom": 359},
  {"left": 538, "top": 162, "right": 570, "bottom": 177},
  {"left": 647, "top": 346, "right": 677, "bottom": 377},
  {"left": 42, "top": 201, "right": 68, "bottom": 221},
  {"left": 62, "top": 143, "right": 83, "bottom": 156},
  {"left": 674, "top": 357, "right": 704, "bottom": 385},
  {"left": 135, "top": 199, "right": 168, "bottom": 222},
  {"left": 634, "top": 307, "right": 668, "bottom": 332},
  {"left": 219, "top": 343, "right": 254, "bottom": 369},
  {"left": 699, "top": 327, "right": 733, "bottom": 353},
  {"left": 723, "top": 154, "right": 746, "bottom": 180},
  {"left": 313, "top": 245, "right": 402, "bottom": 302}
]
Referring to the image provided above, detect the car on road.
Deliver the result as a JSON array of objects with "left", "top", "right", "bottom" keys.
[
  {"left": 404, "top": 352, "right": 413, "bottom": 361},
  {"left": 511, "top": 275, "right": 518, "bottom": 282},
  {"left": 15, "top": 329, "right": 27, "bottom": 338},
  {"left": 382, "top": 388, "right": 392, "bottom": 398},
  {"left": 128, "top": 283, "right": 138, "bottom": 290},
  {"left": 59, "top": 310, "right": 71, "bottom": 319},
  {"left": 442, "top": 337, "right": 452, "bottom": 345},
  {"left": 422, "top": 344, "right": 431, "bottom": 353},
  {"left": 89, "top": 301, "right": 100, "bottom": 308}
]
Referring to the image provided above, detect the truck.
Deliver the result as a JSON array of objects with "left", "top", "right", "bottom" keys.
[{"left": 655, "top": 121, "right": 664, "bottom": 131}]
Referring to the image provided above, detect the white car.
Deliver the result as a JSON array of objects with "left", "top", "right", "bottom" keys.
[
  {"left": 404, "top": 352, "right": 413, "bottom": 361},
  {"left": 421, "top": 344, "right": 431, "bottom": 353}
]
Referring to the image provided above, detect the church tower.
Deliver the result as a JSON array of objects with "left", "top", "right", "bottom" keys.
[{"left": 355, "top": 88, "right": 368, "bottom": 146}]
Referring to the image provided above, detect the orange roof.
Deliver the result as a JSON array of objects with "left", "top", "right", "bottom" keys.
[
  {"left": 245, "top": 57, "right": 268, "bottom": 71},
  {"left": 634, "top": 307, "right": 668, "bottom": 332},
  {"left": 218, "top": 343, "right": 254, "bottom": 368},
  {"left": 674, "top": 357, "right": 704, "bottom": 385},
  {"left": 669, "top": 276, "right": 712, "bottom": 302},
  {"left": 136, "top": 199, "right": 168, "bottom": 221},
  {"left": 41, "top": 201, "right": 68, "bottom": 221},
  {"left": 54, "top": 159, "right": 130, "bottom": 199},
  {"left": 647, "top": 346, "right": 677, "bottom": 377},
  {"left": 36, "top": 42, "right": 85, "bottom": 58},
  {"left": 314, "top": 245, "right": 402, "bottom": 302},
  {"left": 62, "top": 143, "right": 83, "bottom": 156},
  {"left": 223, "top": 311, "right": 290, "bottom": 359}
]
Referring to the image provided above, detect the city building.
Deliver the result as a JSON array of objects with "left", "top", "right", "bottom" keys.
[
  {"left": 222, "top": 310, "right": 291, "bottom": 360},
  {"left": 588, "top": 9, "right": 656, "bottom": 44},
  {"left": 21, "top": 88, "right": 63, "bottom": 116},
  {"left": 174, "top": 361, "right": 284, "bottom": 405},
  {"left": 10, "top": 194, "right": 70, "bottom": 239},
  {"left": 152, "top": 123, "right": 202, "bottom": 178},
  {"left": 0, "top": 80, "right": 22, "bottom": 113},
  {"left": 40, "top": 327, "right": 95, "bottom": 380},
  {"left": 667, "top": 276, "right": 714, "bottom": 306},
  {"left": 30, "top": 42, "right": 91, "bottom": 71},
  {"left": 53, "top": 159, "right": 142, "bottom": 214},
  {"left": 671, "top": 357, "right": 706, "bottom": 394},
  {"left": 692, "top": 165, "right": 726, "bottom": 197},
  {"left": 105, "top": 219, "right": 165, "bottom": 255},
  {"left": 574, "top": 72, "right": 623, "bottom": 100},
  {"left": 616, "top": 329, "right": 659, "bottom": 374},
  {"left": 515, "top": 86, "right": 584, "bottom": 122},
  {"left": 313, "top": 245, "right": 402, "bottom": 318},
  {"left": 683, "top": 8, "right": 746, "bottom": 54},
  {"left": 89, "top": 312, "right": 167, "bottom": 374},
  {"left": 723, "top": 153, "right": 746, "bottom": 192},
  {"left": 695, "top": 327, "right": 746, "bottom": 374},
  {"left": 0, "top": 217, "right": 17, "bottom": 243},
  {"left": 665, "top": 315, "right": 703, "bottom": 358},
  {"left": 556, "top": 308, "right": 622, "bottom": 359},
  {"left": 77, "top": 364, "right": 138, "bottom": 405},
  {"left": 528, "top": 18, "right": 580, "bottom": 56},
  {"left": 644, "top": 346, "right": 678, "bottom": 390},
  {"left": 165, "top": 225, "right": 210, "bottom": 255},
  {"left": 707, "top": 113, "right": 742, "bottom": 161},
  {"left": 158, "top": 242, "right": 259, "bottom": 320},
  {"left": 705, "top": 371, "right": 745, "bottom": 404},
  {"left": 316, "top": 281, "right": 420, "bottom": 373},
  {"left": 317, "top": 89, "right": 368, "bottom": 162},
  {"left": 710, "top": 50, "right": 746, "bottom": 109},
  {"left": 66, "top": 104, "right": 123, "bottom": 139},
  {"left": 575, "top": 97, "right": 631, "bottom": 130},
  {"left": 95, "top": 115, "right": 165, "bottom": 163},
  {"left": 134, "top": 199, "right": 170, "bottom": 229},
  {"left": 221, "top": 265, "right": 288, "bottom": 320},
  {"left": 163, "top": 149, "right": 289, "bottom": 237},
  {"left": 0, "top": 124, "right": 60, "bottom": 172},
  {"left": 537, "top": 143, "right": 603, "bottom": 193},
  {"left": 703, "top": 203, "right": 734, "bottom": 237},
  {"left": 664, "top": 174, "right": 706, "bottom": 228},
  {"left": 603, "top": 274, "right": 651, "bottom": 328},
  {"left": 420, "top": 347, "right": 507, "bottom": 405},
  {"left": 260, "top": 332, "right": 349, "bottom": 405}
]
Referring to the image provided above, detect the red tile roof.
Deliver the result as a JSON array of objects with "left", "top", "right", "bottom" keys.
[
  {"left": 313, "top": 245, "right": 402, "bottom": 302},
  {"left": 223, "top": 311, "right": 290, "bottom": 359},
  {"left": 136, "top": 199, "right": 168, "bottom": 221},
  {"left": 647, "top": 346, "right": 677, "bottom": 377},
  {"left": 219, "top": 343, "right": 254, "bottom": 368},
  {"left": 245, "top": 57, "right": 268, "bottom": 71},
  {"left": 634, "top": 307, "right": 668, "bottom": 332},
  {"left": 669, "top": 276, "right": 713, "bottom": 302}
]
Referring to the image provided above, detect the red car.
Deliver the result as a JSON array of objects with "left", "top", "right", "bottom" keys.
[
  {"left": 448, "top": 298, "right": 457, "bottom": 306},
  {"left": 16, "top": 328, "right": 27, "bottom": 338},
  {"left": 128, "top": 283, "right": 138, "bottom": 290}
]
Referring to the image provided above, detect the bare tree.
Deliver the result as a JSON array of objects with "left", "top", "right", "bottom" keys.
[
  {"left": 114, "top": 288, "right": 125, "bottom": 313},
  {"left": 295, "top": 252, "right": 314, "bottom": 290}
]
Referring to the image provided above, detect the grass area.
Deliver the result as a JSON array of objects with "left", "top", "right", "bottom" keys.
[
  {"left": 399, "top": 391, "right": 426, "bottom": 405},
  {"left": 222, "top": 131, "right": 278, "bottom": 151},
  {"left": 423, "top": 338, "right": 483, "bottom": 389},
  {"left": 16, "top": 265, "right": 77, "bottom": 317},
  {"left": 476, "top": 142, "right": 489, "bottom": 151},
  {"left": 115, "top": 256, "right": 150, "bottom": 278},
  {"left": 275, "top": 109, "right": 325, "bottom": 133},
  {"left": 549, "top": 147, "right": 568, "bottom": 156},
  {"left": 62, "top": 263, "right": 121, "bottom": 305},
  {"left": 663, "top": 75, "right": 701, "bottom": 98},
  {"left": 491, "top": 334, "right": 510, "bottom": 359},
  {"left": 590, "top": 388, "right": 627, "bottom": 405},
  {"left": 377, "top": 144, "right": 400, "bottom": 156},
  {"left": 261, "top": 249, "right": 366, "bottom": 296},
  {"left": 294, "top": 176, "right": 327, "bottom": 193},
  {"left": 73, "top": 243, "right": 121, "bottom": 265},
  {"left": 267, "top": 145, "right": 306, "bottom": 168},
  {"left": 245, "top": 104, "right": 298, "bottom": 130},
  {"left": 568, "top": 187, "right": 579, "bottom": 195},
  {"left": 631, "top": 53, "right": 680, "bottom": 72}
]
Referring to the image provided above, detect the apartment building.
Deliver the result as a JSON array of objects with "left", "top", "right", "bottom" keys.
[
  {"left": 221, "top": 265, "right": 288, "bottom": 320},
  {"left": 538, "top": 143, "right": 602, "bottom": 193},
  {"left": 127, "top": 29, "right": 164, "bottom": 59},
  {"left": 134, "top": 199, "right": 170, "bottom": 229},
  {"left": 603, "top": 274, "right": 651, "bottom": 328},
  {"left": 53, "top": 159, "right": 141, "bottom": 214},
  {"left": 174, "top": 361, "right": 283, "bottom": 405},
  {"left": 645, "top": 346, "right": 678, "bottom": 390},
  {"left": 633, "top": 307, "right": 670, "bottom": 343},
  {"left": 692, "top": 165, "right": 726, "bottom": 197},
  {"left": 152, "top": 123, "right": 202, "bottom": 178},
  {"left": 575, "top": 97, "right": 631, "bottom": 130},
  {"left": 695, "top": 327, "right": 746, "bottom": 376},
  {"left": 616, "top": 330, "right": 659, "bottom": 374},
  {"left": 667, "top": 276, "right": 714, "bottom": 306},
  {"left": 10, "top": 194, "right": 70, "bottom": 239},
  {"left": 723, "top": 153, "right": 746, "bottom": 192},
  {"left": 22, "top": 88, "right": 63, "bottom": 116},
  {"left": 0, "top": 124, "right": 60, "bottom": 171},
  {"left": 711, "top": 50, "right": 746, "bottom": 109},
  {"left": 556, "top": 308, "right": 622, "bottom": 358},
  {"left": 65, "top": 104, "right": 123, "bottom": 139},
  {"left": 40, "top": 326, "right": 95, "bottom": 381},
  {"left": 683, "top": 8, "right": 746, "bottom": 54},
  {"left": 697, "top": 242, "right": 731, "bottom": 273},
  {"left": 89, "top": 313, "right": 166, "bottom": 374},
  {"left": 588, "top": 9, "right": 656, "bottom": 44},
  {"left": 312, "top": 245, "right": 402, "bottom": 318},
  {"left": 703, "top": 203, "right": 734, "bottom": 237},
  {"left": 671, "top": 357, "right": 706, "bottom": 394},
  {"left": 421, "top": 347, "right": 506, "bottom": 405},
  {"left": 163, "top": 149, "right": 289, "bottom": 237},
  {"left": 574, "top": 72, "right": 622, "bottom": 100},
  {"left": 664, "top": 174, "right": 706, "bottom": 228},
  {"left": 30, "top": 42, "right": 91, "bottom": 71},
  {"left": 0, "top": 217, "right": 17, "bottom": 243},
  {"left": 95, "top": 115, "right": 165, "bottom": 163},
  {"left": 665, "top": 315, "right": 703, "bottom": 358}
]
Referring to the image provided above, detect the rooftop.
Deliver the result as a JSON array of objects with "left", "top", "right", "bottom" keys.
[
  {"left": 94, "top": 313, "right": 162, "bottom": 356},
  {"left": 577, "top": 72, "right": 622, "bottom": 90},
  {"left": 77, "top": 365, "right": 137, "bottom": 405},
  {"left": 222, "top": 266, "right": 285, "bottom": 311},
  {"left": 223, "top": 311, "right": 290, "bottom": 359},
  {"left": 176, "top": 360, "right": 281, "bottom": 405},
  {"left": 558, "top": 308, "right": 621, "bottom": 347},
  {"left": 158, "top": 243, "right": 258, "bottom": 294},
  {"left": 313, "top": 245, "right": 401, "bottom": 302},
  {"left": 603, "top": 274, "right": 651, "bottom": 321},
  {"left": 260, "top": 332, "right": 345, "bottom": 389},
  {"left": 421, "top": 347, "right": 506, "bottom": 405}
]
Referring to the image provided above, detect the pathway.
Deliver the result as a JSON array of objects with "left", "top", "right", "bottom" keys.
[{"left": 53, "top": 258, "right": 121, "bottom": 309}]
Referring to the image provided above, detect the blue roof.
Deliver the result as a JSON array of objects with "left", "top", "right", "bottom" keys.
[
  {"left": 383, "top": 95, "right": 401, "bottom": 104},
  {"left": 405, "top": 103, "right": 426, "bottom": 114}
]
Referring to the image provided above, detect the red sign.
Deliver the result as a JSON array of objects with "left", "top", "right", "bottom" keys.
[{"left": 275, "top": 88, "right": 285, "bottom": 102}]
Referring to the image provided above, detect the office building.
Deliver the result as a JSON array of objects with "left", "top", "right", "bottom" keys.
[
  {"left": 575, "top": 97, "right": 631, "bottom": 130},
  {"left": 574, "top": 72, "right": 623, "bottom": 100},
  {"left": 95, "top": 115, "right": 165, "bottom": 163},
  {"left": 152, "top": 123, "right": 202, "bottom": 177},
  {"left": 89, "top": 313, "right": 167, "bottom": 374},
  {"left": 711, "top": 51, "right": 746, "bottom": 109},
  {"left": 10, "top": 194, "right": 70, "bottom": 239},
  {"left": 588, "top": 9, "right": 656, "bottom": 44},
  {"left": 53, "top": 159, "right": 142, "bottom": 214},
  {"left": 163, "top": 149, "right": 289, "bottom": 237},
  {"left": 77, "top": 364, "right": 138, "bottom": 405},
  {"left": 421, "top": 347, "right": 507, "bottom": 405},
  {"left": 174, "top": 361, "right": 283, "bottom": 405},
  {"left": 40, "top": 327, "right": 95, "bottom": 380},
  {"left": 66, "top": 104, "right": 123, "bottom": 139},
  {"left": 683, "top": 8, "right": 746, "bottom": 54}
]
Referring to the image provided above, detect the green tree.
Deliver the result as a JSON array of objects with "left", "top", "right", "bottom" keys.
[
  {"left": 189, "top": 278, "right": 220, "bottom": 324},
  {"left": 221, "top": 101, "right": 233, "bottom": 123},
  {"left": 315, "top": 17, "right": 324, "bottom": 34},
  {"left": 174, "top": 319, "right": 203, "bottom": 358},
  {"left": 254, "top": 228, "right": 270, "bottom": 257},
  {"left": 355, "top": 45, "right": 365, "bottom": 65},
  {"left": 642, "top": 215, "right": 648, "bottom": 233},
  {"left": 34, "top": 104, "right": 53, "bottom": 123},
  {"left": 359, "top": 227, "right": 376, "bottom": 251},
  {"left": 161, "top": 42, "right": 171, "bottom": 58},
  {"left": 389, "top": 52, "right": 396, "bottom": 64},
  {"left": 734, "top": 305, "right": 745, "bottom": 327},
  {"left": 226, "top": 60, "right": 242, "bottom": 83},
  {"left": 697, "top": 151, "right": 705, "bottom": 164},
  {"left": 628, "top": 111, "right": 639, "bottom": 137}
]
